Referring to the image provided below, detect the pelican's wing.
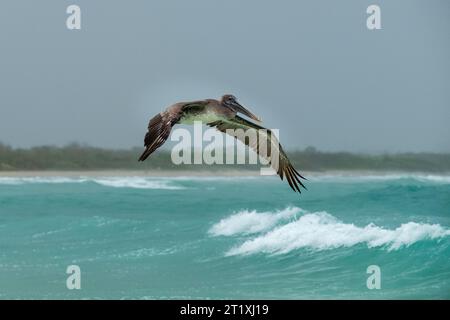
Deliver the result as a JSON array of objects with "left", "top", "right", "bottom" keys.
[
  {"left": 138, "top": 111, "right": 180, "bottom": 161},
  {"left": 138, "top": 101, "right": 208, "bottom": 161},
  {"left": 207, "top": 115, "right": 306, "bottom": 193}
]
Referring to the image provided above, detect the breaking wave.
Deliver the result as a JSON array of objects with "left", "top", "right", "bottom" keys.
[
  {"left": 209, "top": 207, "right": 450, "bottom": 256},
  {"left": 0, "top": 176, "right": 185, "bottom": 190},
  {"left": 0, "top": 177, "right": 88, "bottom": 185},
  {"left": 209, "top": 207, "right": 302, "bottom": 236},
  {"left": 92, "top": 177, "right": 185, "bottom": 190},
  {"left": 309, "top": 174, "right": 450, "bottom": 184}
]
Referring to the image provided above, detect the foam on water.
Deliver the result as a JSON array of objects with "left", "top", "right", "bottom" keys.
[
  {"left": 0, "top": 177, "right": 88, "bottom": 185},
  {"left": 0, "top": 176, "right": 185, "bottom": 190},
  {"left": 309, "top": 174, "right": 450, "bottom": 184},
  {"left": 2, "top": 173, "right": 449, "bottom": 186},
  {"left": 415, "top": 175, "right": 450, "bottom": 184},
  {"left": 209, "top": 207, "right": 450, "bottom": 256},
  {"left": 209, "top": 207, "right": 301, "bottom": 236},
  {"left": 92, "top": 177, "right": 185, "bottom": 190}
]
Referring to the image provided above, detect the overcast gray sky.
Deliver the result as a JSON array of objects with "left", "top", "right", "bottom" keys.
[{"left": 0, "top": 0, "right": 449, "bottom": 153}]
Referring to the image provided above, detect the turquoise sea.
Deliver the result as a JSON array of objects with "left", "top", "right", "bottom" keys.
[{"left": 0, "top": 173, "right": 449, "bottom": 299}]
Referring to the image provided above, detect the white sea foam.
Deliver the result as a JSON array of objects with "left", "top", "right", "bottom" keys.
[
  {"left": 211, "top": 207, "right": 450, "bottom": 256},
  {"left": 91, "top": 177, "right": 185, "bottom": 190},
  {"left": 309, "top": 174, "right": 450, "bottom": 184},
  {"left": 209, "top": 207, "right": 302, "bottom": 236},
  {"left": 0, "top": 176, "right": 185, "bottom": 190},
  {"left": 414, "top": 175, "right": 450, "bottom": 184},
  {"left": 1, "top": 173, "right": 449, "bottom": 186},
  {"left": 0, "top": 177, "right": 88, "bottom": 185}
]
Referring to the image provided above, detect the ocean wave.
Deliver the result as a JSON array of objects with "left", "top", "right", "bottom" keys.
[
  {"left": 1, "top": 173, "right": 448, "bottom": 189},
  {"left": 0, "top": 176, "right": 185, "bottom": 190},
  {"left": 211, "top": 207, "right": 450, "bottom": 256},
  {"left": 0, "top": 177, "right": 88, "bottom": 185},
  {"left": 309, "top": 174, "right": 450, "bottom": 184},
  {"left": 414, "top": 175, "right": 450, "bottom": 184},
  {"left": 209, "top": 207, "right": 302, "bottom": 236},
  {"left": 91, "top": 177, "right": 185, "bottom": 190}
]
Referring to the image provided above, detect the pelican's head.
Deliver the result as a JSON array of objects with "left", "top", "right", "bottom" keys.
[{"left": 221, "top": 94, "right": 261, "bottom": 122}]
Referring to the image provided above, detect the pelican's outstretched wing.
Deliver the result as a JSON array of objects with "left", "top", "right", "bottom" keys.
[
  {"left": 207, "top": 116, "right": 306, "bottom": 193},
  {"left": 138, "top": 111, "right": 179, "bottom": 161},
  {"left": 138, "top": 101, "right": 208, "bottom": 161}
]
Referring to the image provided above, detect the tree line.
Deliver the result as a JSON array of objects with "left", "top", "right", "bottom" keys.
[{"left": 1, "top": 143, "right": 449, "bottom": 172}]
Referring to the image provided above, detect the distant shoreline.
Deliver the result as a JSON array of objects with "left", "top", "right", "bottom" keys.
[
  {"left": 1, "top": 169, "right": 449, "bottom": 178},
  {"left": 0, "top": 170, "right": 260, "bottom": 177},
  {"left": 2, "top": 145, "right": 450, "bottom": 173}
]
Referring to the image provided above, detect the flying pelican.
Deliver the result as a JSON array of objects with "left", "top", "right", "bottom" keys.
[{"left": 138, "top": 95, "right": 307, "bottom": 193}]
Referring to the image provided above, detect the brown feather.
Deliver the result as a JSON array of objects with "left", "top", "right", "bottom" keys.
[{"left": 207, "top": 115, "right": 306, "bottom": 193}]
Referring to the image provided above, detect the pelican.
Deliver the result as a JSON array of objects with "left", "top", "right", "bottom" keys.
[{"left": 138, "top": 94, "right": 307, "bottom": 193}]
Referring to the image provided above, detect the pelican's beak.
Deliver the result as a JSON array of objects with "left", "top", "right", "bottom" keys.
[{"left": 232, "top": 101, "right": 262, "bottom": 123}]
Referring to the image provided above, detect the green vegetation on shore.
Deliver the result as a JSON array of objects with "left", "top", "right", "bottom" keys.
[{"left": 1, "top": 143, "right": 449, "bottom": 172}]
